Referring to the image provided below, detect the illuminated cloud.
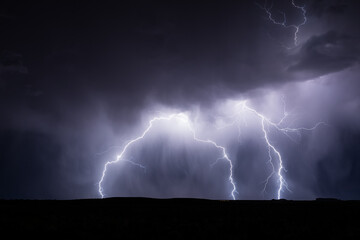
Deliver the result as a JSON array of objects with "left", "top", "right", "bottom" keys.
[{"left": 0, "top": 0, "right": 359, "bottom": 200}]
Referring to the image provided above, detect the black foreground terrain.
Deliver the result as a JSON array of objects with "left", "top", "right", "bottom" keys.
[{"left": 0, "top": 198, "right": 359, "bottom": 238}]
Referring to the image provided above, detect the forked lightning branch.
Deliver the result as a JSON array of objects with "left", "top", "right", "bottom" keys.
[{"left": 98, "top": 99, "right": 326, "bottom": 200}]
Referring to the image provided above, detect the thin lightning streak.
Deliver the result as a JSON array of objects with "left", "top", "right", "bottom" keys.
[
  {"left": 291, "top": 0, "right": 307, "bottom": 46},
  {"left": 277, "top": 96, "right": 289, "bottom": 126},
  {"left": 98, "top": 115, "right": 166, "bottom": 198},
  {"left": 123, "top": 158, "right": 146, "bottom": 172},
  {"left": 95, "top": 145, "right": 122, "bottom": 156},
  {"left": 261, "top": 123, "right": 276, "bottom": 196},
  {"left": 282, "top": 122, "right": 329, "bottom": 132},
  {"left": 261, "top": 118, "right": 286, "bottom": 199},
  {"left": 239, "top": 102, "right": 287, "bottom": 199},
  {"left": 98, "top": 113, "right": 237, "bottom": 200},
  {"left": 255, "top": 1, "right": 287, "bottom": 27},
  {"left": 256, "top": 0, "right": 307, "bottom": 47},
  {"left": 237, "top": 100, "right": 325, "bottom": 199},
  {"left": 210, "top": 158, "right": 223, "bottom": 168},
  {"left": 189, "top": 131, "right": 238, "bottom": 200}
]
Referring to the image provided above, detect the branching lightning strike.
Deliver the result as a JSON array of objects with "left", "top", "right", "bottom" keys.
[
  {"left": 256, "top": 0, "right": 307, "bottom": 47},
  {"left": 98, "top": 113, "right": 237, "bottom": 200},
  {"left": 235, "top": 100, "right": 326, "bottom": 199},
  {"left": 98, "top": 99, "right": 326, "bottom": 200}
]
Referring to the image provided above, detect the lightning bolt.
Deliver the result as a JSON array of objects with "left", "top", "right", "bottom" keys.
[
  {"left": 122, "top": 158, "right": 147, "bottom": 172},
  {"left": 98, "top": 113, "right": 237, "bottom": 200},
  {"left": 98, "top": 98, "right": 326, "bottom": 200},
  {"left": 256, "top": 0, "right": 307, "bottom": 47},
  {"left": 235, "top": 100, "right": 326, "bottom": 199},
  {"left": 291, "top": 0, "right": 307, "bottom": 46}
]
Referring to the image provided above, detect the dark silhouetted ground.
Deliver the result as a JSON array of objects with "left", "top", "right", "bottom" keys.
[{"left": 0, "top": 198, "right": 359, "bottom": 238}]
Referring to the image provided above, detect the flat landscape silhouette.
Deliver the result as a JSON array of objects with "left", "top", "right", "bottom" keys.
[{"left": 1, "top": 198, "right": 359, "bottom": 238}]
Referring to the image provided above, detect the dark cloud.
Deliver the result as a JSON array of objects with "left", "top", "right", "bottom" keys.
[
  {"left": 308, "top": 0, "right": 349, "bottom": 17},
  {"left": 327, "top": 4, "right": 348, "bottom": 15},
  {"left": 0, "top": 51, "right": 27, "bottom": 74},
  {"left": 288, "top": 31, "right": 360, "bottom": 77}
]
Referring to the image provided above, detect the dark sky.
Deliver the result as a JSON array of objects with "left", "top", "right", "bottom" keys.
[{"left": 0, "top": 0, "right": 359, "bottom": 200}]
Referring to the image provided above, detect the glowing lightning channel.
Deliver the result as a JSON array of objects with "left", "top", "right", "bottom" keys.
[
  {"left": 98, "top": 113, "right": 237, "bottom": 200},
  {"left": 123, "top": 158, "right": 147, "bottom": 172},
  {"left": 291, "top": 0, "right": 307, "bottom": 46},
  {"left": 256, "top": 0, "right": 307, "bottom": 47},
  {"left": 236, "top": 100, "right": 326, "bottom": 199},
  {"left": 238, "top": 102, "right": 287, "bottom": 199}
]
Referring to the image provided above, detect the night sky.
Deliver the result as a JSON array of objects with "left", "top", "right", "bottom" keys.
[{"left": 1, "top": 0, "right": 360, "bottom": 200}]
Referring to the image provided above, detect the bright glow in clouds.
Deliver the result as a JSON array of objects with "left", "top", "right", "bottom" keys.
[
  {"left": 98, "top": 113, "right": 237, "bottom": 199},
  {"left": 98, "top": 91, "right": 327, "bottom": 200}
]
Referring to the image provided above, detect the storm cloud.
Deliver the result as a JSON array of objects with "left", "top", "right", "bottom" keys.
[
  {"left": 0, "top": 0, "right": 359, "bottom": 200},
  {"left": 288, "top": 31, "right": 360, "bottom": 77}
]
